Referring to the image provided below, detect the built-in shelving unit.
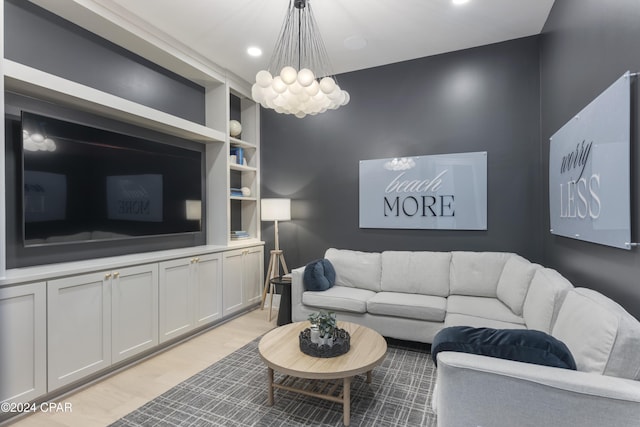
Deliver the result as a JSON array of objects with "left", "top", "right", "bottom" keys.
[
  {"left": 2, "top": 58, "right": 263, "bottom": 252},
  {"left": 0, "top": 1, "right": 265, "bottom": 413},
  {"left": 228, "top": 82, "right": 261, "bottom": 246},
  {"left": 3, "top": 60, "right": 226, "bottom": 143}
]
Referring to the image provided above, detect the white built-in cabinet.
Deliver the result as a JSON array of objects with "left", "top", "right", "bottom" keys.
[
  {"left": 47, "top": 264, "right": 158, "bottom": 390},
  {"left": 0, "top": 282, "right": 47, "bottom": 404},
  {"left": 0, "top": 1, "right": 265, "bottom": 410},
  {"left": 37, "top": 245, "right": 260, "bottom": 394},
  {"left": 222, "top": 246, "right": 264, "bottom": 316},
  {"left": 159, "top": 253, "right": 222, "bottom": 343}
]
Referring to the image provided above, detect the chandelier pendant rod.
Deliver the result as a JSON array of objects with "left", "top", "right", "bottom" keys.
[{"left": 298, "top": 3, "right": 302, "bottom": 70}]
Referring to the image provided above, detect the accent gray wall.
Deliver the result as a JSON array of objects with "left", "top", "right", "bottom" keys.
[
  {"left": 261, "top": 37, "right": 542, "bottom": 272},
  {"left": 540, "top": 0, "right": 640, "bottom": 319},
  {"left": 4, "top": 0, "right": 205, "bottom": 124}
]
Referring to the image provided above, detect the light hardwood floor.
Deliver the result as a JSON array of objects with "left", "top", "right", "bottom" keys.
[{"left": 8, "top": 308, "right": 278, "bottom": 427}]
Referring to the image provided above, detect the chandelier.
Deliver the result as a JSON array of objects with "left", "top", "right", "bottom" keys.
[{"left": 251, "top": 0, "right": 350, "bottom": 118}]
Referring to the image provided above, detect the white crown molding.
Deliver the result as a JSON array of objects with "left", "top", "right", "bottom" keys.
[{"left": 26, "top": 0, "right": 249, "bottom": 89}]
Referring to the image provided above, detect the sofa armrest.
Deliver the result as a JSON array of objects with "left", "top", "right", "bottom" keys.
[
  {"left": 291, "top": 266, "right": 307, "bottom": 322},
  {"left": 435, "top": 351, "right": 640, "bottom": 427}
]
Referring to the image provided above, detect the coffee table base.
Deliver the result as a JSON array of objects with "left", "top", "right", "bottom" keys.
[{"left": 266, "top": 367, "right": 372, "bottom": 426}]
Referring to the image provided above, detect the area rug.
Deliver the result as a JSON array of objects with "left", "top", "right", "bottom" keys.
[{"left": 110, "top": 338, "right": 437, "bottom": 427}]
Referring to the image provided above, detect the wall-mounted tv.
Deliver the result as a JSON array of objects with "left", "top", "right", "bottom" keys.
[{"left": 20, "top": 111, "right": 203, "bottom": 246}]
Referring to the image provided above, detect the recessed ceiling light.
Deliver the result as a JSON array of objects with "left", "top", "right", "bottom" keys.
[
  {"left": 452, "top": 0, "right": 470, "bottom": 5},
  {"left": 247, "top": 46, "right": 262, "bottom": 57}
]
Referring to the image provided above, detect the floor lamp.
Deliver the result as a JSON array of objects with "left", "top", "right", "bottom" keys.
[{"left": 260, "top": 198, "right": 291, "bottom": 321}]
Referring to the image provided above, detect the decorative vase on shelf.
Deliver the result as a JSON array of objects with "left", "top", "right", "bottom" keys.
[{"left": 229, "top": 120, "right": 242, "bottom": 137}]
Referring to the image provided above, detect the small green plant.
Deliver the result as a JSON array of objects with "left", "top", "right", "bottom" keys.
[{"left": 308, "top": 311, "right": 337, "bottom": 338}]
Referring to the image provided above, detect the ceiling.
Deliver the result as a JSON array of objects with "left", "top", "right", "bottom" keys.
[{"left": 92, "top": 0, "right": 555, "bottom": 84}]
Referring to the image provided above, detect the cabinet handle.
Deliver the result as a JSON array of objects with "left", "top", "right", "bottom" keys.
[
  {"left": 243, "top": 249, "right": 249, "bottom": 255},
  {"left": 195, "top": 257, "right": 200, "bottom": 263},
  {"left": 105, "top": 273, "right": 112, "bottom": 279},
  {"left": 113, "top": 272, "right": 120, "bottom": 278}
]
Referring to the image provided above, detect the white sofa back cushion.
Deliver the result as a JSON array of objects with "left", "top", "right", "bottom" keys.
[
  {"left": 496, "top": 255, "right": 538, "bottom": 316},
  {"left": 381, "top": 251, "right": 451, "bottom": 296},
  {"left": 325, "top": 248, "right": 382, "bottom": 292},
  {"left": 552, "top": 288, "right": 640, "bottom": 380},
  {"left": 522, "top": 268, "right": 573, "bottom": 333},
  {"left": 449, "top": 252, "right": 511, "bottom": 297}
]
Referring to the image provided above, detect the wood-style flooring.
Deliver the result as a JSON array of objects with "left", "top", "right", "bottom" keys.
[{"left": 8, "top": 308, "right": 277, "bottom": 427}]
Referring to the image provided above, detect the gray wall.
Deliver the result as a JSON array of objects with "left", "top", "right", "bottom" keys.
[
  {"left": 261, "top": 37, "right": 542, "bottom": 270},
  {"left": 540, "top": 0, "right": 640, "bottom": 318},
  {"left": 5, "top": 0, "right": 205, "bottom": 124}
]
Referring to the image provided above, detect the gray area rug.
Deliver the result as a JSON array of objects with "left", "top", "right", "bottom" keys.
[{"left": 110, "top": 337, "right": 437, "bottom": 426}]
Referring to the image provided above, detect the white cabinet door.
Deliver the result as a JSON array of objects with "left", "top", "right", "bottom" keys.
[
  {"left": 111, "top": 264, "right": 159, "bottom": 363},
  {"left": 222, "top": 250, "right": 244, "bottom": 316},
  {"left": 222, "top": 246, "right": 264, "bottom": 316},
  {"left": 159, "top": 258, "right": 193, "bottom": 343},
  {"left": 194, "top": 253, "right": 222, "bottom": 327},
  {"left": 48, "top": 272, "right": 111, "bottom": 391},
  {"left": 243, "top": 246, "right": 263, "bottom": 306},
  {"left": 159, "top": 253, "right": 222, "bottom": 343},
  {"left": 0, "top": 282, "right": 46, "bottom": 404}
]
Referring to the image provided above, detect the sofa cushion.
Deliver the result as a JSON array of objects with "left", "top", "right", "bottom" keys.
[
  {"left": 367, "top": 292, "right": 446, "bottom": 322},
  {"left": 449, "top": 252, "right": 511, "bottom": 297},
  {"left": 552, "top": 288, "right": 640, "bottom": 380},
  {"left": 496, "top": 255, "right": 538, "bottom": 316},
  {"left": 431, "top": 326, "right": 577, "bottom": 370},
  {"left": 522, "top": 268, "right": 573, "bottom": 333},
  {"left": 325, "top": 248, "right": 382, "bottom": 292},
  {"left": 303, "top": 259, "right": 336, "bottom": 291},
  {"left": 302, "top": 285, "right": 376, "bottom": 313},
  {"left": 444, "top": 313, "right": 527, "bottom": 330},
  {"left": 381, "top": 251, "right": 451, "bottom": 297},
  {"left": 447, "top": 295, "right": 525, "bottom": 325}
]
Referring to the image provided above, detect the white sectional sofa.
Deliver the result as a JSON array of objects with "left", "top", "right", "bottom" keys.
[
  {"left": 291, "top": 248, "right": 640, "bottom": 427},
  {"left": 291, "top": 248, "right": 571, "bottom": 342}
]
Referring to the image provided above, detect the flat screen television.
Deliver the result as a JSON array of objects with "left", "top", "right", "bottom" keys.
[{"left": 19, "top": 111, "right": 204, "bottom": 246}]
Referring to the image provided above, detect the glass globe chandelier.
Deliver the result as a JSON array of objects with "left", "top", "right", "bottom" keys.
[{"left": 251, "top": 0, "right": 350, "bottom": 118}]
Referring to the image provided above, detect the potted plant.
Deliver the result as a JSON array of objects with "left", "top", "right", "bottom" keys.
[{"left": 308, "top": 311, "right": 336, "bottom": 346}]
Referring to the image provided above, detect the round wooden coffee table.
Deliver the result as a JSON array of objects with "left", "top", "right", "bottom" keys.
[{"left": 258, "top": 321, "right": 387, "bottom": 426}]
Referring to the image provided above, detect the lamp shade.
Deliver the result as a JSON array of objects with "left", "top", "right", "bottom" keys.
[{"left": 261, "top": 198, "right": 291, "bottom": 221}]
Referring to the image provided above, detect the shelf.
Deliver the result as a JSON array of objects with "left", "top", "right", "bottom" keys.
[
  {"left": 229, "top": 163, "right": 257, "bottom": 172},
  {"left": 230, "top": 196, "right": 257, "bottom": 201},
  {"left": 4, "top": 60, "right": 226, "bottom": 144},
  {"left": 230, "top": 137, "right": 257, "bottom": 150},
  {"left": 228, "top": 238, "right": 262, "bottom": 247}
]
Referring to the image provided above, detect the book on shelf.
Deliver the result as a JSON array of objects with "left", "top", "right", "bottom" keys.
[
  {"left": 230, "top": 147, "right": 244, "bottom": 165},
  {"left": 230, "top": 230, "right": 250, "bottom": 240}
]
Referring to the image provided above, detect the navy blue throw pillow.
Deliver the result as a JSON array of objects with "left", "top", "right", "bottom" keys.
[
  {"left": 303, "top": 259, "right": 336, "bottom": 291},
  {"left": 431, "top": 326, "right": 577, "bottom": 370}
]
